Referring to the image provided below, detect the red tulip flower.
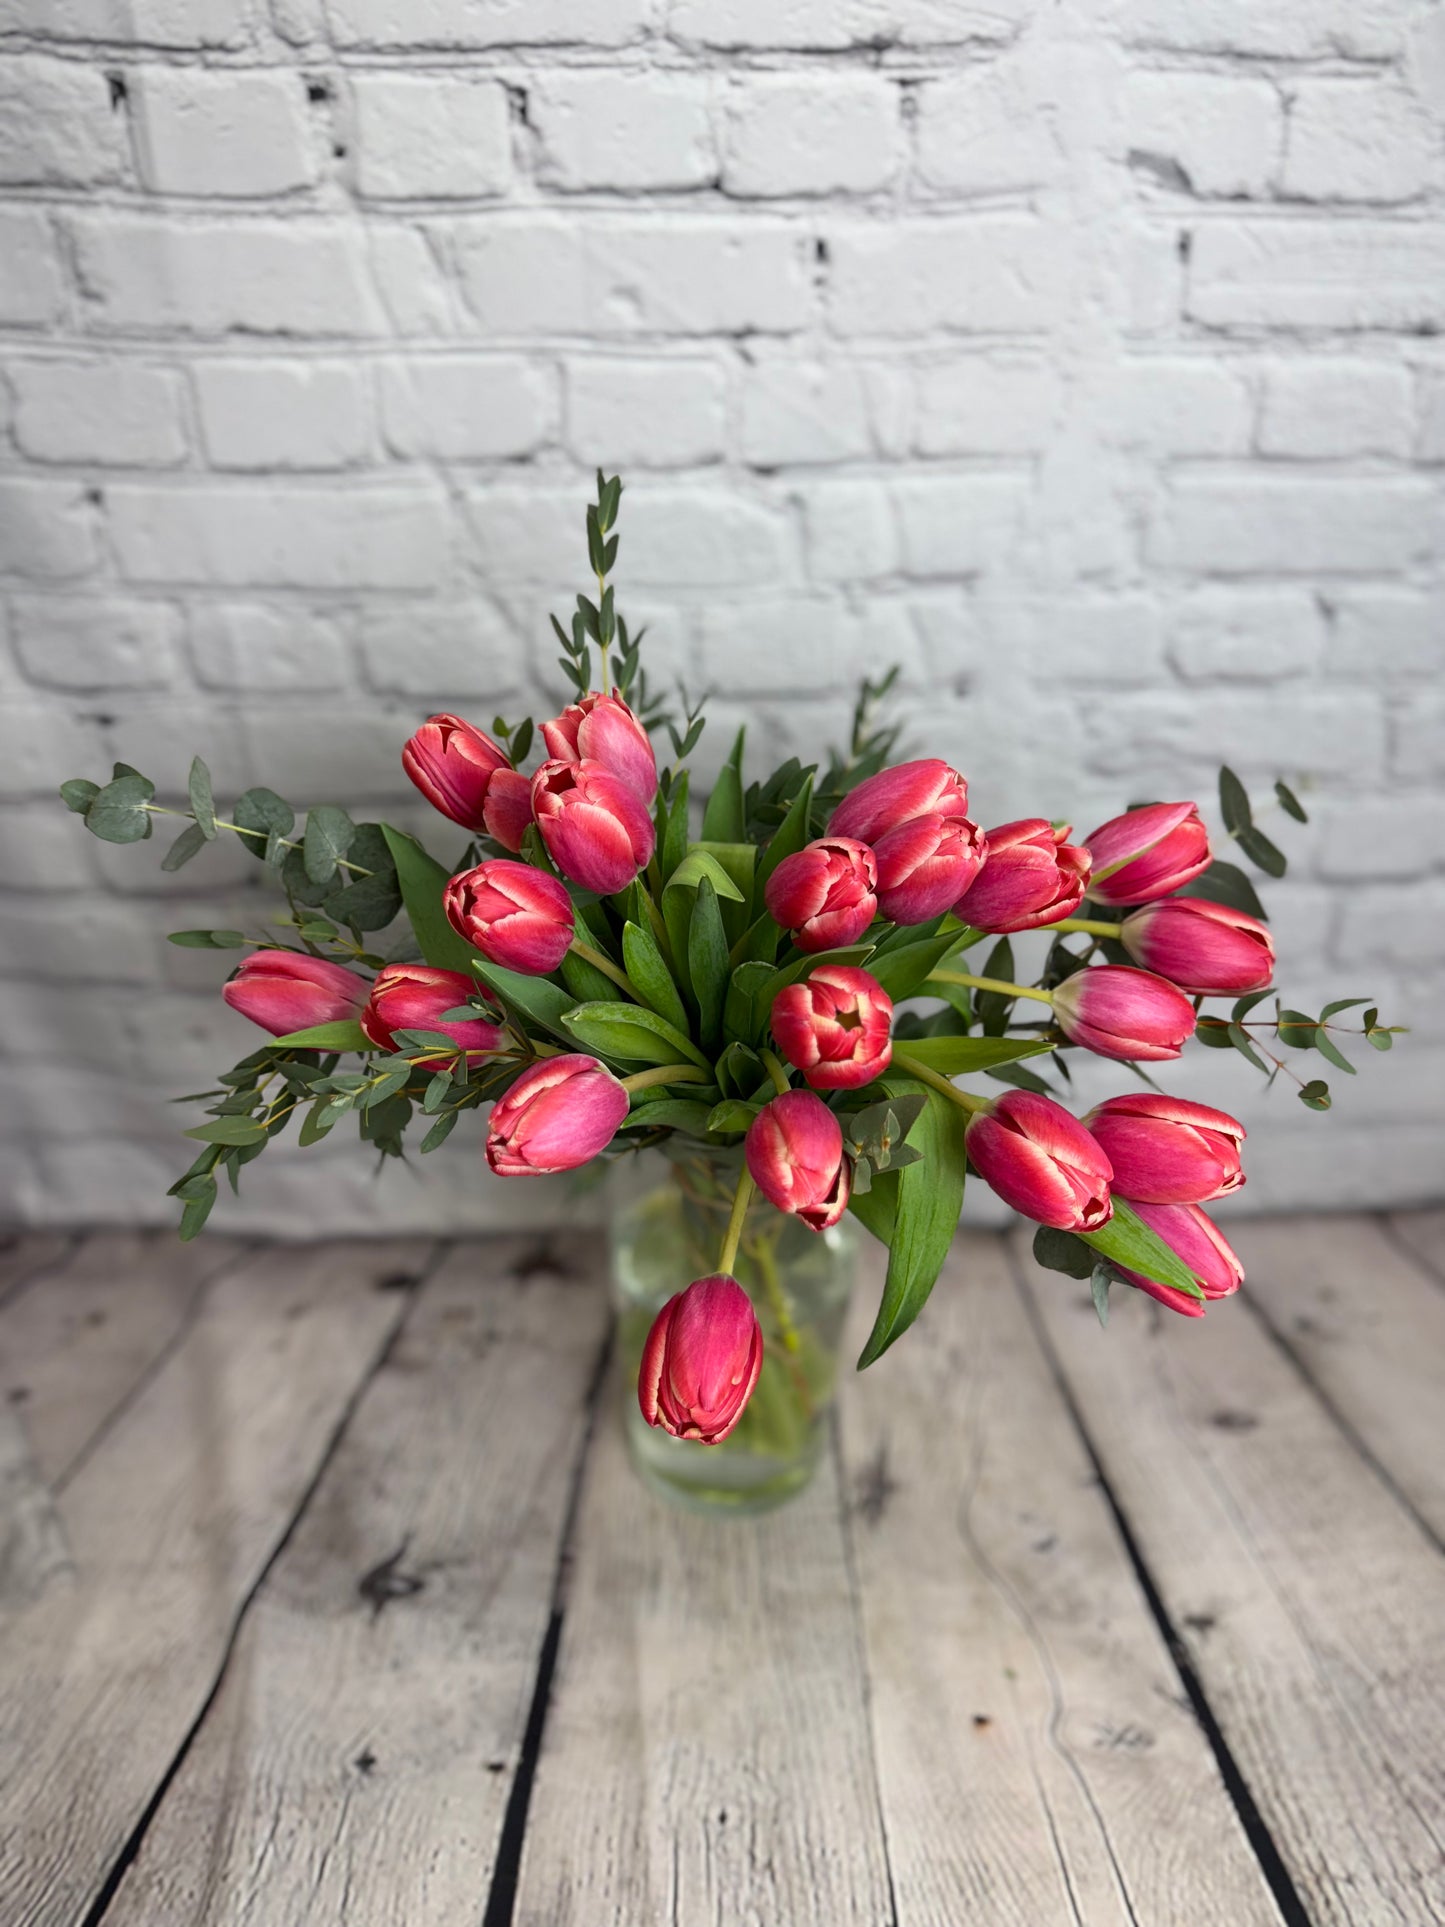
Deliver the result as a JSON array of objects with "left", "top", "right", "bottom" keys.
[
  {"left": 402, "top": 713, "right": 530, "bottom": 849},
  {"left": 361, "top": 963, "right": 505, "bottom": 1067},
  {"left": 1120, "top": 896, "right": 1275, "bottom": 996},
  {"left": 764, "top": 837, "right": 878, "bottom": 953},
  {"left": 638, "top": 1274, "right": 765, "bottom": 1444},
  {"left": 871, "top": 811, "right": 988, "bottom": 925},
  {"left": 953, "top": 818, "right": 1091, "bottom": 933},
  {"left": 828, "top": 757, "right": 969, "bottom": 845},
  {"left": 531, "top": 757, "right": 655, "bottom": 896},
  {"left": 771, "top": 964, "right": 893, "bottom": 1091},
  {"left": 485, "top": 1053, "right": 629, "bottom": 1176},
  {"left": 1084, "top": 1093, "right": 1245, "bottom": 1204},
  {"left": 745, "top": 1090, "right": 851, "bottom": 1231},
  {"left": 1114, "top": 1200, "right": 1244, "bottom": 1317},
  {"left": 1083, "top": 802, "right": 1211, "bottom": 907},
  {"left": 222, "top": 950, "right": 368, "bottom": 1038},
  {"left": 443, "top": 859, "right": 575, "bottom": 976},
  {"left": 1052, "top": 965, "right": 1196, "bottom": 1062},
  {"left": 541, "top": 690, "right": 657, "bottom": 802},
  {"left": 963, "top": 1090, "right": 1114, "bottom": 1231}
]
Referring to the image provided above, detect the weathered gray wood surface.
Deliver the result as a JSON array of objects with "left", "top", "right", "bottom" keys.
[
  {"left": 1386, "top": 1207, "right": 1445, "bottom": 1286},
  {"left": 0, "top": 1230, "right": 73, "bottom": 1309}
]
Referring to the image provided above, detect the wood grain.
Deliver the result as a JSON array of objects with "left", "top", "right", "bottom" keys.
[
  {"left": 513, "top": 1388, "right": 894, "bottom": 1927},
  {"left": 0, "top": 1231, "right": 73, "bottom": 1310},
  {"left": 0, "top": 1237, "right": 427, "bottom": 1927},
  {"left": 100, "top": 1236, "right": 609, "bottom": 1927},
  {"left": 1020, "top": 1238, "right": 1445, "bottom": 1927},
  {"left": 1385, "top": 1207, "right": 1445, "bottom": 1286},
  {"left": 840, "top": 1233, "right": 1283, "bottom": 1927}
]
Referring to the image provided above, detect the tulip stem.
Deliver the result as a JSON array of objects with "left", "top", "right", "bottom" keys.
[
  {"left": 620, "top": 1063, "right": 709, "bottom": 1095},
  {"left": 759, "top": 1049, "right": 792, "bottom": 1097},
  {"left": 927, "top": 970, "right": 1056, "bottom": 1007},
  {"left": 890, "top": 1051, "right": 991, "bottom": 1115},
  {"left": 1052, "top": 917, "right": 1122, "bottom": 939},
  {"left": 717, "top": 1169, "right": 755, "bottom": 1277},
  {"left": 569, "top": 937, "right": 637, "bottom": 999}
]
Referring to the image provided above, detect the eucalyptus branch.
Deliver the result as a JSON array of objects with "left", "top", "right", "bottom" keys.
[{"left": 142, "top": 803, "right": 373, "bottom": 877}]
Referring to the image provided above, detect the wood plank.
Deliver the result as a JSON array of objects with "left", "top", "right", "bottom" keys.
[
  {"left": 0, "top": 1237, "right": 430, "bottom": 1927},
  {"left": 1229, "top": 1215, "right": 1445, "bottom": 1543},
  {"left": 0, "top": 1231, "right": 74, "bottom": 1310},
  {"left": 1020, "top": 1232, "right": 1445, "bottom": 1927},
  {"left": 1386, "top": 1207, "right": 1445, "bottom": 1287},
  {"left": 100, "top": 1236, "right": 609, "bottom": 1927},
  {"left": 840, "top": 1233, "right": 1282, "bottom": 1927},
  {"left": 0, "top": 1228, "right": 252, "bottom": 1490},
  {"left": 513, "top": 1383, "right": 893, "bottom": 1927}
]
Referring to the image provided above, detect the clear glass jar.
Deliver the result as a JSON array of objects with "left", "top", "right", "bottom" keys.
[{"left": 611, "top": 1150, "right": 857, "bottom": 1516}]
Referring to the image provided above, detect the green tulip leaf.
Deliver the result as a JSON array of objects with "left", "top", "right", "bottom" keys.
[
  {"left": 855, "top": 1074, "right": 967, "bottom": 1369},
  {"left": 562, "top": 1001, "right": 711, "bottom": 1070},
  {"left": 270, "top": 1020, "right": 371, "bottom": 1051},
  {"left": 887, "top": 1036, "right": 1054, "bottom": 1075},
  {"left": 381, "top": 824, "right": 486, "bottom": 974},
  {"left": 1080, "top": 1199, "right": 1204, "bottom": 1301}
]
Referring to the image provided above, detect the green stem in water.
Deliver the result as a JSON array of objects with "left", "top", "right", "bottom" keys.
[
  {"left": 759, "top": 1048, "right": 792, "bottom": 1097},
  {"left": 891, "top": 1050, "right": 992, "bottom": 1116},
  {"left": 1052, "top": 916, "right": 1122, "bottom": 939},
  {"left": 620, "top": 1063, "right": 709, "bottom": 1095},
  {"left": 570, "top": 936, "right": 636, "bottom": 998},
  {"left": 717, "top": 1168, "right": 755, "bottom": 1277},
  {"left": 928, "top": 970, "right": 1055, "bottom": 1007}
]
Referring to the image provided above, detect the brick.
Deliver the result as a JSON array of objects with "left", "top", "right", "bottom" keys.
[
  {"left": 456, "top": 485, "right": 579, "bottom": 584},
  {"left": 1122, "top": 0, "right": 1410, "bottom": 59},
  {"left": 986, "top": 596, "right": 1167, "bottom": 686},
  {"left": 1089, "top": 361, "right": 1253, "bottom": 456},
  {"left": 9, "top": 358, "right": 187, "bottom": 467},
  {"left": 602, "top": 488, "right": 792, "bottom": 589},
  {"left": 917, "top": 62, "right": 1064, "bottom": 197},
  {"left": 1258, "top": 361, "right": 1413, "bottom": 458},
  {"left": 1316, "top": 798, "right": 1440, "bottom": 881},
  {"left": 0, "top": 897, "right": 155, "bottom": 984},
  {"left": 189, "top": 604, "right": 351, "bottom": 691},
  {"left": 567, "top": 357, "right": 725, "bottom": 467},
  {"left": 0, "top": 56, "right": 127, "bottom": 186},
  {"left": 800, "top": 481, "right": 897, "bottom": 584},
  {"left": 1167, "top": 589, "right": 1324, "bottom": 682},
  {"left": 1395, "top": 690, "right": 1445, "bottom": 781},
  {"left": 1283, "top": 81, "right": 1436, "bottom": 204},
  {"left": 1188, "top": 221, "right": 1445, "bottom": 333},
  {"left": 132, "top": 68, "right": 316, "bottom": 197},
  {"left": 70, "top": 215, "right": 386, "bottom": 337},
  {"left": 379, "top": 356, "right": 552, "bottom": 460},
  {"left": 0, "top": 804, "right": 96, "bottom": 892},
  {"left": 671, "top": 0, "right": 1028, "bottom": 49},
  {"left": 828, "top": 218, "right": 1065, "bottom": 336},
  {"left": 914, "top": 358, "right": 1060, "bottom": 457},
  {"left": 722, "top": 76, "right": 897, "bottom": 198},
  {"left": 1419, "top": 375, "right": 1445, "bottom": 463},
  {"left": 0, "top": 209, "right": 65, "bottom": 327},
  {"left": 109, "top": 483, "right": 451, "bottom": 588},
  {"left": 532, "top": 73, "right": 714, "bottom": 192},
  {"left": 893, "top": 477, "right": 1029, "bottom": 579},
  {"left": 368, "top": 225, "right": 454, "bottom": 336},
  {"left": 11, "top": 597, "right": 181, "bottom": 689},
  {"left": 695, "top": 596, "right": 922, "bottom": 694},
  {"left": 1150, "top": 475, "right": 1435, "bottom": 575},
  {"left": 326, "top": 0, "right": 650, "bottom": 48},
  {"left": 358, "top": 602, "right": 525, "bottom": 697},
  {"left": 351, "top": 74, "right": 511, "bottom": 199},
  {"left": 1124, "top": 72, "right": 1280, "bottom": 200},
  {"left": 1322, "top": 591, "right": 1442, "bottom": 681},
  {"left": 240, "top": 705, "right": 418, "bottom": 800},
  {"left": 741, "top": 359, "right": 906, "bottom": 466},
  {"left": 454, "top": 218, "right": 811, "bottom": 337},
  {"left": 194, "top": 360, "right": 369, "bottom": 470},
  {"left": 0, "top": 702, "right": 101, "bottom": 798},
  {"left": 1083, "top": 689, "right": 1386, "bottom": 784},
  {"left": 0, "top": 0, "right": 251, "bottom": 46},
  {"left": 0, "top": 482, "right": 98, "bottom": 581},
  {"left": 1337, "top": 883, "right": 1445, "bottom": 967}
]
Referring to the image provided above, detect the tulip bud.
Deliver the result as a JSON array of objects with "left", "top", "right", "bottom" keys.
[
  {"left": 443, "top": 858, "right": 574, "bottom": 976},
  {"left": 1083, "top": 802, "right": 1211, "bottom": 907},
  {"left": 1083, "top": 1093, "right": 1245, "bottom": 1204},
  {"left": 479, "top": 768, "right": 534, "bottom": 855},
  {"left": 745, "top": 1090, "right": 850, "bottom": 1231},
  {"left": 402, "top": 713, "right": 531, "bottom": 848},
  {"left": 827, "top": 757, "right": 969, "bottom": 845},
  {"left": 871, "top": 811, "right": 988, "bottom": 925},
  {"left": 1120, "top": 896, "right": 1274, "bottom": 996},
  {"left": 964, "top": 1090, "right": 1114, "bottom": 1231},
  {"left": 541, "top": 690, "right": 657, "bottom": 803},
  {"left": 531, "top": 757, "right": 656, "bottom": 897},
  {"left": 952, "top": 818, "right": 1091, "bottom": 934},
  {"left": 1051, "top": 965, "right": 1196, "bottom": 1062},
  {"left": 1114, "top": 1200, "right": 1244, "bottom": 1318},
  {"left": 485, "top": 1053, "right": 629, "bottom": 1177},
  {"left": 222, "top": 949, "right": 369, "bottom": 1038},
  {"left": 361, "top": 963, "right": 505, "bottom": 1067},
  {"left": 771, "top": 964, "right": 893, "bottom": 1091},
  {"left": 638, "top": 1274, "right": 764, "bottom": 1444},
  {"left": 764, "top": 837, "right": 878, "bottom": 953}
]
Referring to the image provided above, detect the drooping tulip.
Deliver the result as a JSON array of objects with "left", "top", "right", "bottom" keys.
[
  {"left": 745, "top": 1090, "right": 850, "bottom": 1231},
  {"left": 401, "top": 713, "right": 530, "bottom": 848},
  {"left": 222, "top": 949, "right": 368, "bottom": 1038},
  {"left": 827, "top": 757, "right": 969, "bottom": 845},
  {"left": 1083, "top": 1093, "right": 1245, "bottom": 1204},
  {"left": 1083, "top": 802, "right": 1211, "bottom": 907},
  {"left": 443, "top": 859, "right": 574, "bottom": 976},
  {"left": 360, "top": 963, "right": 505, "bottom": 1066},
  {"left": 952, "top": 819, "right": 1091, "bottom": 934},
  {"left": 485, "top": 1054, "right": 629, "bottom": 1176},
  {"left": 770, "top": 964, "right": 893, "bottom": 1091},
  {"left": 963, "top": 1090, "right": 1113, "bottom": 1231},
  {"left": 1051, "top": 965, "right": 1196, "bottom": 1062},
  {"left": 1120, "top": 896, "right": 1275, "bottom": 996},
  {"left": 638, "top": 1274, "right": 764, "bottom": 1444},
  {"left": 1114, "top": 1200, "right": 1244, "bottom": 1318},
  {"left": 541, "top": 690, "right": 657, "bottom": 802},
  {"left": 531, "top": 757, "right": 655, "bottom": 896},
  {"left": 764, "top": 837, "right": 878, "bottom": 953},
  {"left": 871, "top": 811, "right": 988, "bottom": 925}
]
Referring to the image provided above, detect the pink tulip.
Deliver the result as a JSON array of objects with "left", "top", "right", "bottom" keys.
[
  {"left": 638, "top": 1274, "right": 764, "bottom": 1444},
  {"left": 1114, "top": 1200, "right": 1244, "bottom": 1318},
  {"left": 964, "top": 1090, "right": 1113, "bottom": 1231},
  {"left": 745, "top": 1090, "right": 850, "bottom": 1231},
  {"left": 531, "top": 757, "right": 655, "bottom": 896},
  {"left": 222, "top": 949, "right": 369, "bottom": 1038},
  {"left": 771, "top": 964, "right": 893, "bottom": 1092},
  {"left": 541, "top": 690, "right": 657, "bottom": 803},
  {"left": 872, "top": 811, "right": 988, "bottom": 925},
  {"left": 1083, "top": 1093, "right": 1245, "bottom": 1204},
  {"left": 1052, "top": 965, "right": 1196, "bottom": 1062},
  {"left": 443, "top": 859, "right": 574, "bottom": 976},
  {"left": 478, "top": 767, "right": 534, "bottom": 854},
  {"left": 827, "top": 757, "right": 969, "bottom": 845},
  {"left": 485, "top": 1053, "right": 629, "bottom": 1176},
  {"left": 952, "top": 819, "right": 1091, "bottom": 934},
  {"left": 1083, "top": 802, "right": 1211, "bottom": 907},
  {"left": 402, "top": 713, "right": 530, "bottom": 848},
  {"left": 765, "top": 837, "right": 878, "bottom": 953},
  {"left": 1121, "top": 896, "right": 1275, "bottom": 996},
  {"left": 360, "top": 963, "right": 505, "bottom": 1066}
]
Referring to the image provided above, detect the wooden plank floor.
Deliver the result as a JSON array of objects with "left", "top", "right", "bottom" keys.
[{"left": 0, "top": 1215, "right": 1441, "bottom": 1927}]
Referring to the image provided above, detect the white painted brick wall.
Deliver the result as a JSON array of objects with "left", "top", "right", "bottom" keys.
[{"left": 0, "top": 1, "right": 1441, "bottom": 1235}]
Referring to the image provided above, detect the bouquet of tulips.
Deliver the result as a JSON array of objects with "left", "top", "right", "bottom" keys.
[{"left": 60, "top": 474, "right": 1403, "bottom": 1449}]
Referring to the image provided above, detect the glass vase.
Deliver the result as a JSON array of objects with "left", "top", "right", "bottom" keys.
[{"left": 611, "top": 1150, "right": 857, "bottom": 1516}]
